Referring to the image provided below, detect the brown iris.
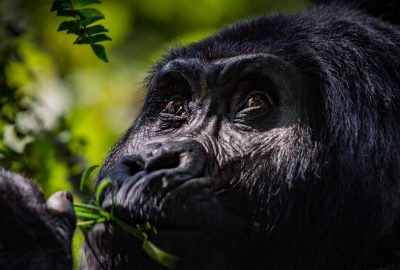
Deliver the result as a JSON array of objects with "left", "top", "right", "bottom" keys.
[
  {"left": 246, "top": 94, "right": 266, "bottom": 108},
  {"left": 162, "top": 96, "right": 185, "bottom": 116}
]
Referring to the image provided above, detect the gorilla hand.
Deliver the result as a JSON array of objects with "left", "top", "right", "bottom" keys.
[{"left": 0, "top": 169, "right": 76, "bottom": 270}]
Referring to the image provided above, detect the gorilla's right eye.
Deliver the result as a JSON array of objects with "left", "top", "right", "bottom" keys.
[
  {"left": 238, "top": 92, "right": 274, "bottom": 113},
  {"left": 162, "top": 95, "right": 187, "bottom": 117}
]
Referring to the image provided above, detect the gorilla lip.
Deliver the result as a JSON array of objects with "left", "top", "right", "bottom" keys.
[{"left": 101, "top": 180, "right": 252, "bottom": 234}]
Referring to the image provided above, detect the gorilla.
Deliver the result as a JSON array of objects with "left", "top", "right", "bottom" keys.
[{"left": 2, "top": 0, "right": 400, "bottom": 269}]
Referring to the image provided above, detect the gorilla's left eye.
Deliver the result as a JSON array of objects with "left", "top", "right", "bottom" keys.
[
  {"left": 247, "top": 94, "right": 267, "bottom": 108},
  {"left": 162, "top": 95, "right": 187, "bottom": 117}
]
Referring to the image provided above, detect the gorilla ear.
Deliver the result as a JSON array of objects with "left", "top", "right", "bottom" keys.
[{"left": 314, "top": 0, "right": 400, "bottom": 24}]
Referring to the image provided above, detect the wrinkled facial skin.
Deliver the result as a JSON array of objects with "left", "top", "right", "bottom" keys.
[{"left": 84, "top": 4, "right": 400, "bottom": 270}]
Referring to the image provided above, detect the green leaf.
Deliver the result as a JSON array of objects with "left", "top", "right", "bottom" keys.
[
  {"left": 86, "top": 25, "right": 108, "bottom": 35},
  {"left": 74, "top": 202, "right": 103, "bottom": 212},
  {"left": 77, "top": 8, "right": 104, "bottom": 26},
  {"left": 80, "top": 16, "right": 104, "bottom": 27},
  {"left": 91, "top": 44, "right": 108, "bottom": 62},
  {"left": 58, "top": 20, "right": 78, "bottom": 31},
  {"left": 0, "top": 146, "right": 19, "bottom": 160},
  {"left": 80, "top": 164, "right": 100, "bottom": 191},
  {"left": 56, "top": 9, "right": 79, "bottom": 18},
  {"left": 142, "top": 240, "right": 179, "bottom": 269},
  {"left": 57, "top": 20, "right": 82, "bottom": 35},
  {"left": 111, "top": 216, "right": 147, "bottom": 241},
  {"left": 51, "top": 0, "right": 73, "bottom": 12},
  {"left": 74, "top": 34, "right": 110, "bottom": 44},
  {"left": 77, "top": 220, "right": 96, "bottom": 228},
  {"left": 73, "top": 0, "right": 101, "bottom": 8},
  {"left": 78, "top": 8, "right": 104, "bottom": 19},
  {"left": 89, "top": 33, "right": 111, "bottom": 43},
  {"left": 73, "top": 35, "right": 90, "bottom": 44},
  {"left": 75, "top": 211, "right": 102, "bottom": 219},
  {"left": 95, "top": 178, "right": 113, "bottom": 207}
]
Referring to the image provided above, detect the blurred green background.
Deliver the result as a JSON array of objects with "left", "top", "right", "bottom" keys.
[{"left": 0, "top": 0, "right": 310, "bottom": 267}]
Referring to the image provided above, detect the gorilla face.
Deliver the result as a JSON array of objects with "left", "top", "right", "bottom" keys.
[{"left": 83, "top": 2, "right": 400, "bottom": 270}]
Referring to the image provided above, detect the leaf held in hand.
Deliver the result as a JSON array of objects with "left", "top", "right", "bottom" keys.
[
  {"left": 80, "top": 164, "right": 100, "bottom": 191},
  {"left": 95, "top": 178, "right": 113, "bottom": 207},
  {"left": 142, "top": 240, "right": 180, "bottom": 269}
]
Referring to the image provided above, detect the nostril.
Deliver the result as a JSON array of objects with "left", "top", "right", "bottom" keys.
[
  {"left": 121, "top": 157, "right": 144, "bottom": 177},
  {"left": 107, "top": 156, "right": 146, "bottom": 187}
]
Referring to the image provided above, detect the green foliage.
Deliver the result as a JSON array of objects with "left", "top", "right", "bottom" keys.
[
  {"left": 51, "top": 0, "right": 111, "bottom": 62},
  {"left": 74, "top": 178, "right": 179, "bottom": 269},
  {"left": 80, "top": 164, "right": 99, "bottom": 191}
]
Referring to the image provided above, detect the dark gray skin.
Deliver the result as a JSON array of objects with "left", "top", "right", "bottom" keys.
[{"left": 83, "top": 1, "right": 400, "bottom": 267}]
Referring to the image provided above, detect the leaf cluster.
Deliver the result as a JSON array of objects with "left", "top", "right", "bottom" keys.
[
  {"left": 75, "top": 172, "right": 179, "bottom": 269},
  {"left": 51, "top": 0, "right": 111, "bottom": 62}
]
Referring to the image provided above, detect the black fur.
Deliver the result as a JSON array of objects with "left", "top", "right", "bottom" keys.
[
  {"left": 0, "top": 169, "right": 76, "bottom": 270},
  {"left": 313, "top": 0, "right": 400, "bottom": 24},
  {"left": 85, "top": 0, "right": 400, "bottom": 269}
]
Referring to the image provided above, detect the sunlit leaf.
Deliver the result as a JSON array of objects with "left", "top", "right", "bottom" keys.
[
  {"left": 142, "top": 240, "right": 179, "bottom": 269},
  {"left": 95, "top": 178, "right": 113, "bottom": 207},
  {"left": 80, "top": 164, "right": 99, "bottom": 191},
  {"left": 76, "top": 211, "right": 102, "bottom": 219},
  {"left": 91, "top": 44, "right": 108, "bottom": 62},
  {"left": 74, "top": 181, "right": 179, "bottom": 268}
]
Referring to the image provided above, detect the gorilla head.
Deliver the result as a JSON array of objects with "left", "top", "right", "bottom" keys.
[{"left": 83, "top": 0, "right": 400, "bottom": 269}]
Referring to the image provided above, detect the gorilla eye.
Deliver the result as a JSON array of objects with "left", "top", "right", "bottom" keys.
[
  {"left": 242, "top": 93, "right": 273, "bottom": 110},
  {"left": 247, "top": 94, "right": 266, "bottom": 108},
  {"left": 162, "top": 95, "right": 187, "bottom": 116}
]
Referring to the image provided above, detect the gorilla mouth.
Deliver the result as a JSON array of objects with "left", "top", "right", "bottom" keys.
[
  {"left": 101, "top": 176, "right": 252, "bottom": 233},
  {"left": 91, "top": 176, "right": 254, "bottom": 270}
]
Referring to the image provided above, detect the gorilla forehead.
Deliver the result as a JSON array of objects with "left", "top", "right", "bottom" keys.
[{"left": 156, "top": 4, "right": 400, "bottom": 91}]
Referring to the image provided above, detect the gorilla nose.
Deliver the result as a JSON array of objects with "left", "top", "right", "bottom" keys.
[{"left": 107, "top": 140, "right": 211, "bottom": 188}]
